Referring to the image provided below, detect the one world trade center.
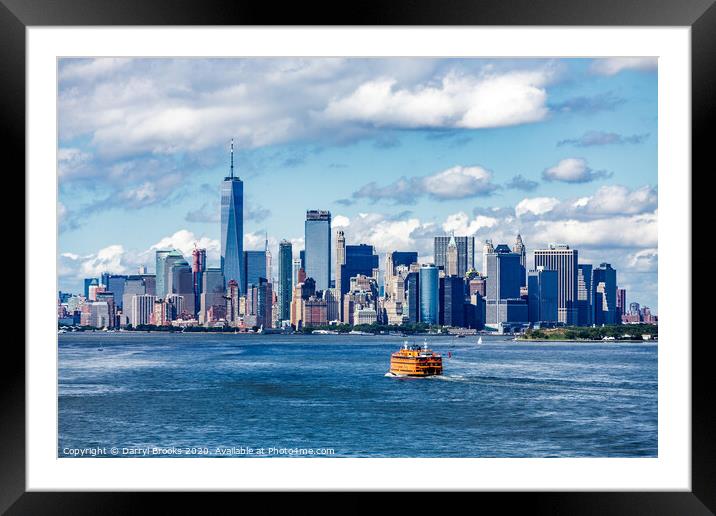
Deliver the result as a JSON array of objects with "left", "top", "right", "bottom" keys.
[{"left": 221, "top": 139, "right": 244, "bottom": 292}]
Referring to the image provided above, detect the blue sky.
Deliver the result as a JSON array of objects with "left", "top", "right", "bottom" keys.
[{"left": 58, "top": 57, "right": 658, "bottom": 311}]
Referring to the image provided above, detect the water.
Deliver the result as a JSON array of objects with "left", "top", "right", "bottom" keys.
[{"left": 58, "top": 333, "right": 657, "bottom": 458}]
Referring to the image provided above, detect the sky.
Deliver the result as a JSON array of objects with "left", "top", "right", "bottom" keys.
[{"left": 57, "top": 57, "right": 658, "bottom": 312}]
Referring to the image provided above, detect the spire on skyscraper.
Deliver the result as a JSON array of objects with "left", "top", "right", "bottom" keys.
[{"left": 230, "top": 138, "right": 234, "bottom": 178}]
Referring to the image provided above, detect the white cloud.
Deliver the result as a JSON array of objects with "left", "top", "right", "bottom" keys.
[
  {"left": 60, "top": 58, "right": 133, "bottom": 82},
  {"left": 542, "top": 158, "right": 611, "bottom": 183},
  {"left": 442, "top": 212, "right": 498, "bottom": 235},
  {"left": 421, "top": 165, "right": 498, "bottom": 200},
  {"left": 324, "top": 69, "right": 552, "bottom": 129},
  {"left": 590, "top": 57, "right": 657, "bottom": 76},
  {"left": 627, "top": 248, "right": 658, "bottom": 272},
  {"left": 577, "top": 185, "right": 657, "bottom": 215},
  {"left": 79, "top": 245, "right": 129, "bottom": 277},
  {"left": 332, "top": 215, "right": 351, "bottom": 227},
  {"left": 515, "top": 197, "right": 560, "bottom": 217},
  {"left": 150, "top": 229, "right": 220, "bottom": 261}
]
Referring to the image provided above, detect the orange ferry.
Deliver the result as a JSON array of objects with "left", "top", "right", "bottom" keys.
[{"left": 388, "top": 341, "right": 443, "bottom": 377}]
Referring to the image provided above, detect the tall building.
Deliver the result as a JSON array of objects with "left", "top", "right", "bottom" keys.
[
  {"left": 83, "top": 277, "right": 98, "bottom": 299},
  {"left": 340, "top": 244, "right": 379, "bottom": 297},
  {"left": 243, "top": 250, "right": 267, "bottom": 294},
  {"left": 419, "top": 264, "right": 439, "bottom": 325},
  {"left": 335, "top": 230, "right": 346, "bottom": 296},
  {"left": 617, "top": 288, "right": 627, "bottom": 320},
  {"left": 256, "top": 277, "right": 272, "bottom": 329},
  {"left": 434, "top": 236, "right": 474, "bottom": 278},
  {"left": 485, "top": 245, "right": 528, "bottom": 325},
  {"left": 527, "top": 267, "right": 558, "bottom": 324},
  {"left": 439, "top": 275, "right": 465, "bottom": 327},
  {"left": 122, "top": 275, "right": 147, "bottom": 320},
  {"left": 390, "top": 251, "right": 419, "bottom": 272},
  {"left": 226, "top": 279, "right": 240, "bottom": 326},
  {"left": 445, "top": 235, "right": 459, "bottom": 277},
  {"left": 278, "top": 240, "right": 293, "bottom": 322},
  {"left": 404, "top": 271, "right": 420, "bottom": 324},
  {"left": 593, "top": 263, "right": 618, "bottom": 325},
  {"left": 192, "top": 247, "right": 206, "bottom": 317},
  {"left": 292, "top": 258, "right": 302, "bottom": 287},
  {"left": 106, "top": 275, "right": 128, "bottom": 310},
  {"left": 512, "top": 234, "right": 527, "bottom": 287},
  {"left": 221, "top": 139, "right": 244, "bottom": 292},
  {"left": 534, "top": 244, "right": 579, "bottom": 325},
  {"left": 577, "top": 263, "right": 594, "bottom": 326},
  {"left": 482, "top": 240, "right": 494, "bottom": 275},
  {"left": 156, "top": 249, "right": 185, "bottom": 299},
  {"left": 200, "top": 268, "right": 225, "bottom": 324},
  {"left": 304, "top": 210, "right": 331, "bottom": 291},
  {"left": 130, "top": 294, "right": 156, "bottom": 327}
]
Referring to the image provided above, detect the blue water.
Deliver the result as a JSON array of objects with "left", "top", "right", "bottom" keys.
[{"left": 58, "top": 333, "right": 657, "bottom": 458}]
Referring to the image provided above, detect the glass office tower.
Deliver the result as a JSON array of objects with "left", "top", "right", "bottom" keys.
[
  {"left": 419, "top": 264, "right": 439, "bottom": 325},
  {"left": 221, "top": 140, "right": 244, "bottom": 292},
  {"left": 304, "top": 210, "right": 331, "bottom": 291},
  {"left": 278, "top": 240, "right": 293, "bottom": 321}
]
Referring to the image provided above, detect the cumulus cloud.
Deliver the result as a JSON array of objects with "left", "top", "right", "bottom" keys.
[
  {"left": 352, "top": 165, "right": 499, "bottom": 204},
  {"left": 505, "top": 174, "right": 539, "bottom": 191},
  {"left": 590, "top": 57, "right": 657, "bottom": 76},
  {"left": 515, "top": 197, "right": 560, "bottom": 217},
  {"left": 550, "top": 92, "right": 625, "bottom": 114},
  {"left": 542, "top": 158, "right": 612, "bottom": 183},
  {"left": 442, "top": 212, "right": 498, "bottom": 236},
  {"left": 324, "top": 69, "right": 553, "bottom": 129},
  {"left": 557, "top": 130, "right": 649, "bottom": 147},
  {"left": 150, "top": 229, "right": 220, "bottom": 260},
  {"left": 627, "top": 248, "right": 658, "bottom": 272}
]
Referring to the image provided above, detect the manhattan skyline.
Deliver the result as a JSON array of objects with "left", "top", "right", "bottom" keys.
[{"left": 57, "top": 57, "right": 658, "bottom": 311}]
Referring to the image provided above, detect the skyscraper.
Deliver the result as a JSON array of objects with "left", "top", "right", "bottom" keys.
[
  {"left": 389, "top": 251, "right": 418, "bottom": 272},
  {"left": 243, "top": 250, "right": 267, "bottom": 294},
  {"left": 292, "top": 257, "right": 302, "bottom": 287},
  {"left": 527, "top": 267, "right": 558, "bottom": 324},
  {"left": 434, "top": 236, "right": 474, "bottom": 278},
  {"left": 534, "top": 244, "right": 579, "bottom": 325},
  {"left": 439, "top": 275, "right": 465, "bottom": 327},
  {"left": 445, "top": 235, "right": 459, "bottom": 277},
  {"left": 278, "top": 240, "right": 293, "bottom": 321},
  {"left": 593, "top": 263, "right": 618, "bottom": 325},
  {"left": 83, "top": 277, "right": 98, "bottom": 299},
  {"left": 339, "top": 244, "right": 379, "bottom": 297},
  {"left": 482, "top": 239, "right": 494, "bottom": 275},
  {"left": 156, "top": 249, "right": 185, "bottom": 299},
  {"left": 221, "top": 139, "right": 244, "bottom": 292},
  {"left": 616, "top": 288, "right": 627, "bottom": 321},
  {"left": 200, "top": 268, "right": 225, "bottom": 324},
  {"left": 577, "top": 263, "right": 594, "bottom": 326},
  {"left": 304, "top": 210, "right": 331, "bottom": 291},
  {"left": 404, "top": 270, "right": 420, "bottom": 324},
  {"left": 335, "top": 230, "right": 346, "bottom": 296},
  {"left": 419, "top": 264, "right": 439, "bottom": 325},
  {"left": 192, "top": 247, "right": 206, "bottom": 318},
  {"left": 512, "top": 234, "right": 527, "bottom": 287},
  {"left": 485, "top": 244, "right": 527, "bottom": 325}
]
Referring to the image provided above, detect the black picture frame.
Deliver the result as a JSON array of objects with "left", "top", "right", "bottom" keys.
[{"left": 3, "top": 0, "right": 710, "bottom": 511}]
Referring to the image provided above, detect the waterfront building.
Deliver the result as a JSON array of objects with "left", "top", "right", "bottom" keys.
[
  {"left": 192, "top": 247, "right": 206, "bottom": 317},
  {"left": 121, "top": 275, "right": 146, "bottom": 319},
  {"left": 324, "top": 288, "right": 341, "bottom": 322},
  {"left": 278, "top": 240, "right": 293, "bottom": 322},
  {"left": 617, "top": 288, "right": 627, "bottom": 320},
  {"left": 419, "top": 264, "right": 439, "bottom": 325},
  {"left": 335, "top": 230, "right": 346, "bottom": 296},
  {"left": 527, "top": 267, "right": 559, "bottom": 324},
  {"left": 577, "top": 263, "right": 594, "bottom": 326},
  {"left": 169, "top": 260, "right": 194, "bottom": 317},
  {"left": 221, "top": 139, "right": 244, "bottom": 292},
  {"left": 469, "top": 293, "right": 486, "bottom": 330},
  {"left": 485, "top": 245, "right": 528, "bottom": 325},
  {"left": 384, "top": 272, "right": 407, "bottom": 325},
  {"left": 152, "top": 299, "right": 169, "bottom": 326},
  {"left": 105, "top": 275, "right": 127, "bottom": 310},
  {"left": 593, "top": 262, "right": 618, "bottom": 325},
  {"left": 226, "top": 279, "right": 240, "bottom": 326},
  {"left": 303, "top": 295, "right": 328, "bottom": 327},
  {"left": 439, "top": 275, "right": 465, "bottom": 327},
  {"left": 243, "top": 250, "right": 267, "bottom": 294},
  {"left": 304, "top": 210, "right": 331, "bottom": 291},
  {"left": 165, "top": 294, "right": 184, "bottom": 321},
  {"left": 130, "top": 294, "right": 156, "bottom": 326},
  {"left": 256, "top": 277, "right": 272, "bottom": 329},
  {"left": 354, "top": 307, "right": 378, "bottom": 325},
  {"left": 156, "top": 249, "right": 186, "bottom": 299},
  {"left": 512, "top": 234, "right": 527, "bottom": 287},
  {"left": 95, "top": 291, "right": 116, "bottom": 328},
  {"left": 90, "top": 301, "right": 111, "bottom": 328},
  {"left": 534, "top": 244, "right": 579, "bottom": 325},
  {"left": 434, "top": 236, "right": 474, "bottom": 278}
]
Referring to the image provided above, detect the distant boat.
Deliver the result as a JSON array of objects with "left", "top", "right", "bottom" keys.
[
  {"left": 97, "top": 347, "right": 103, "bottom": 351},
  {"left": 477, "top": 336, "right": 483, "bottom": 345}
]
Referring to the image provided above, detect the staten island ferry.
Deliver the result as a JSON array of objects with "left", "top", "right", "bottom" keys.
[{"left": 388, "top": 341, "right": 443, "bottom": 377}]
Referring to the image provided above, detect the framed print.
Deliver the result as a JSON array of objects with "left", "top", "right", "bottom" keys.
[{"left": 4, "top": 0, "right": 712, "bottom": 512}]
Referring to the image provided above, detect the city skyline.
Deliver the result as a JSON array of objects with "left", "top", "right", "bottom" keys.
[{"left": 57, "top": 57, "right": 658, "bottom": 311}]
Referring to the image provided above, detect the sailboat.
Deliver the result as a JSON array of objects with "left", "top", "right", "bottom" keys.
[{"left": 477, "top": 336, "right": 483, "bottom": 345}]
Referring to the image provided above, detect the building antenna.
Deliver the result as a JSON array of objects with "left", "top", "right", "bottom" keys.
[{"left": 230, "top": 138, "right": 234, "bottom": 179}]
